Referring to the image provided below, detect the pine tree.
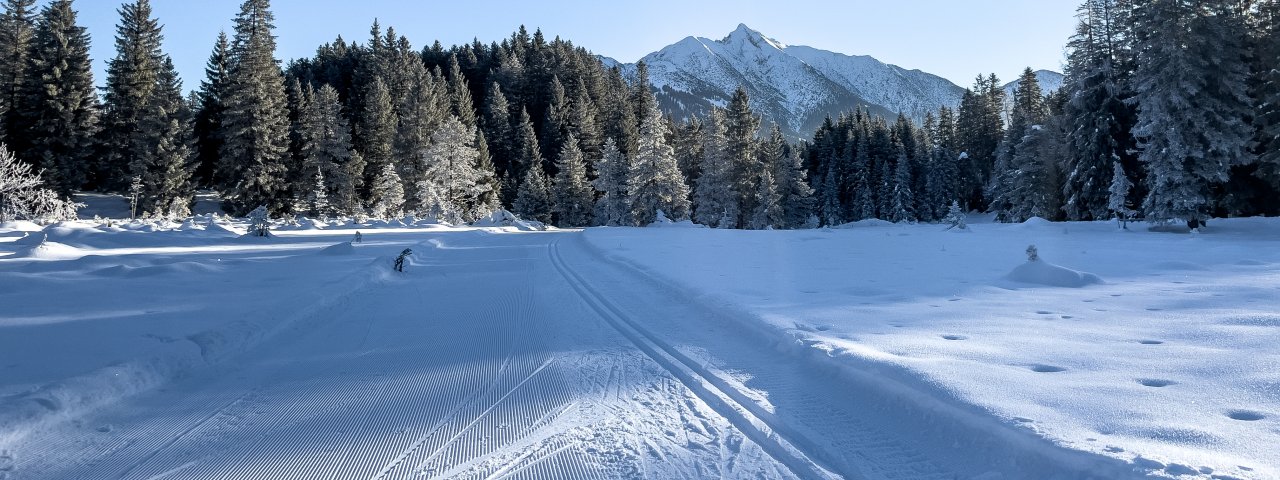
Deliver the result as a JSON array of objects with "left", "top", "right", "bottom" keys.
[
  {"left": 417, "top": 115, "right": 483, "bottom": 223},
  {"left": 819, "top": 160, "right": 843, "bottom": 225},
  {"left": 549, "top": 132, "right": 592, "bottom": 227},
  {"left": 100, "top": 0, "right": 165, "bottom": 191},
  {"left": 693, "top": 109, "right": 738, "bottom": 227},
  {"left": 0, "top": 0, "right": 36, "bottom": 148},
  {"left": 628, "top": 101, "right": 690, "bottom": 225},
  {"left": 194, "top": 31, "right": 229, "bottom": 187},
  {"left": 1133, "top": 0, "right": 1252, "bottom": 228},
  {"left": 1062, "top": 0, "right": 1138, "bottom": 221},
  {"left": 889, "top": 141, "right": 915, "bottom": 223},
  {"left": 298, "top": 84, "right": 362, "bottom": 215},
  {"left": 394, "top": 57, "right": 445, "bottom": 203},
  {"left": 473, "top": 128, "right": 501, "bottom": 217},
  {"left": 592, "top": 137, "right": 630, "bottom": 226},
  {"left": 989, "top": 68, "right": 1047, "bottom": 221},
  {"left": 368, "top": 163, "right": 403, "bottom": 219},
  {"left": 445, "top": 53, "right": 477, "bottom": 128},
  {"left": 955, "top": 74, "right": 1005, "bottom": 210},
  {"left": 307, "top": 167, "right": 329, "bottom": 217},
  {"left": 748, "top": 163, "right": 782, "bottom": 229},
  {"left": 356, "top": 77, "right": 395, "bottom": 198},
  {"left": 481, "top": 81, "right": 515, "bottom": 199},
  {"left": 513, "top": 160, "right": 551, "bottom": 223},
  {"left": 135, "top": 57, "right": 193, "bottom": 218},
  {"left": 24, "top": 0, "right": 97, "bottom": 196},
  {"left": 1254, "top": 0, "right": 1280, "bottom": 196},
  {"left": 775, "top": 148, "right": 815, "bottom": 229},
  {"left": 218, "top": 0, "right": 291, "bottom": 215},
  {"left": 1108, "top": 160, "right": 1134, "bottom": 228},
  {"left": 851, "top": 128, "right": 876, "bottom": 221},
  {"left": 724, "top": 86, "right": 760, "bottom": 227}
]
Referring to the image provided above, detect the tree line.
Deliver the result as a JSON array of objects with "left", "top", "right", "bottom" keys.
[{"left": 1, "top": 0, "right": 1277, "bottom": 229}]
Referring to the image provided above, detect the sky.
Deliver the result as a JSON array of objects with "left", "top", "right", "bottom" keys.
[{"left": 69, "top": 0, "right": 1080, "bottom": 93}]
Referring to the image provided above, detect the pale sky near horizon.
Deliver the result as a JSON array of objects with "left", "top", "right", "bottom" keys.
[{"left": 66, "top": 0, "right": 1080, "bottom": 93}]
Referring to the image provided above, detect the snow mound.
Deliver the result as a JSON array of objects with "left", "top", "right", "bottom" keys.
[
  {"left": 647, "top": 210, "right": 706, "bottom": 228},
  {"left": 0, "top": 220, "right": 43, "bottom": 232},
  {"left": 1016, "top": 217, "right": 1053, "bottom": 228},
  {"left": 1005, "top": 259, "right": 1103, "bottom": 288},
  {"left": 8, "top": 234, "right": 83, "bottom": 260},
  {"left": 318, "top": 241, "right": 356, "bottom": 256},
  {"left": 471, "top": 210, "right": 547, "bottom": 231},
  {"left": 90, "top": 262, "right": 222, "bottom": 278}
]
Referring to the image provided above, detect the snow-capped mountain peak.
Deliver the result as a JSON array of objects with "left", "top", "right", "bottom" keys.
[{"left": 606, "top": 25, "right": 1061, "bottom": 139}]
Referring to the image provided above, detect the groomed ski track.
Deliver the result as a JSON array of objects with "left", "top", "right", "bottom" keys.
[{"left": 8, "top": 229, "right": 1145, "bottom": 479}]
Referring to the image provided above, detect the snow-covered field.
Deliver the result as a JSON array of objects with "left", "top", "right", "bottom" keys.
[{"left": 0, "top": 213, "right": 1276, "bottom": 479}]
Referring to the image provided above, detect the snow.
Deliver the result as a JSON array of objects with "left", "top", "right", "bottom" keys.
[
  {"left": 2, "top": 215, "right": 1276, "bottom": 479},
  {"left": 583, "top": 217, "right": 1280, "bottom": 479}
]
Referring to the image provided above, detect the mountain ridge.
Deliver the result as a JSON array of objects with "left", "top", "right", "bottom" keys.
[{"left": 602, "top": 24, "right": 1063, "bottom": 139}]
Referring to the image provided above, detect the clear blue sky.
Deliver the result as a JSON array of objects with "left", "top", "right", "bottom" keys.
[{"left": 69, "top": 0, "right": 1079, "bottom": 93}]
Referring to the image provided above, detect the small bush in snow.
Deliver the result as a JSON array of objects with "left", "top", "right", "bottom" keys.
[
  {"left": 247, "top": 205, "right": 271, "bottom": 237},
  {"left": 1026, "top": 244, "right": 1039, "bottom": 262}
]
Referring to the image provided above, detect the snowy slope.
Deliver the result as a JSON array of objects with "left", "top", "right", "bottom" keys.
[
  {"left": 607, "top": 24, "right": 1063, "bottom": 139},
  {"left": 1003, "top": 69, "right": 1067, "bottom": 100}
]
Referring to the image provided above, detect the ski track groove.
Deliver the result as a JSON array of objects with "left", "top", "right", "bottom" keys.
[{"left": 548, "top": 238, "right": 839, "bottom": 480}]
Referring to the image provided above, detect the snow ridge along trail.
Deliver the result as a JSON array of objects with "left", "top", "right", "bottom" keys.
[{"left": 548, "top": 237, "right": 840, "bottom": 480}]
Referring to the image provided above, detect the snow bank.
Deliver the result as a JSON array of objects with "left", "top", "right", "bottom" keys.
[
  {"left": 6, "top": 234, "right": 82, "bottom": 260},
  {"left": 318, "top": 241, "right": 356, "bottom": 256},
  {"left": 833, "top": 218, "right": 895, "bottom": 228},
  {"left": 1005, "top": 259, "right": 1104, "bottom": 288},
  {"left": 471, "top": 209, "right": 548, "bottom": 231},
  {"left": 647, "top": 209, "right": 707, "bottom": 229}
]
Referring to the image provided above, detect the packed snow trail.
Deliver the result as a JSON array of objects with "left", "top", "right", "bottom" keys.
[{"left": 5, "top": 227, "right": 1148, "bottom": 479}]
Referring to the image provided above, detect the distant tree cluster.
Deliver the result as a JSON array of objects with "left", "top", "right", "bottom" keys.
[{"left": 0, "top": 0, "right": 1275, "bottom": 229}]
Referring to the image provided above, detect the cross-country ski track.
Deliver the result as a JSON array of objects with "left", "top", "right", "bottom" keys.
[{"left": 4, "top": 228, "right": 1147, "bottom": 479}]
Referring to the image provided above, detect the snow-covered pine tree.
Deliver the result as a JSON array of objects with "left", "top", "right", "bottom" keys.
[
  {"left": 1108, "top": 161, "right": 1134, "bottom": 229},
  {"left": 473, "top": 129, "right": 501, "bottom": 218},
  {"left": 1133, "top": 0, "right": 1252, "bottom": 229},
  {"left": 367, "top": 163, "right": 404, "bottom": 219},
  {"left": 481, "top": 82, "right": 516, "bottom": 202},
  {"left": 513, "top": 160, "right": 552, "bottom": 224},
  {"left": 24, "top": 0, "right": 97, "bottom": 196},
  {"left": 889, "top": 141, "right": 916, "bottom": 223},
  {"left": 135, "top": 57, "right": 194, "bottom": 219},
  {"left": 395, "top": 57, "right": 445, "bottom": 204},
  {"left": 445, "top": 53, "right": 477, "bottom": 129},
  {"left": 943, "top": 200, "right": 967, "bottom": 230},
  {"left": 0, "top": 142, "right": 40, "bottom": 221},
  {"left": 819, "top": 160, "right": 842, "bottom": 226},
  {"left": 218, "top": 0, "right": 290, "bottom": 215},
  {"left": 592, "top": 137, "right": 630, "bottom": 226},
  {"left": 693, "top": 109, "right": 738, "bottom": 228},
  {"left": 748, "top": 163, "right": 782, "bottom": 230},
  {"left": 851, "top": 128, "right": 876, "bottom": 222},
  {"left": 418, "top": 115, "right": 482, "bottom": 223},
  {"left": 246, "top": 204, "right": 270, "bottom": 236},
  {"left": 299, "top": 85, "right": 362, "bottom": 216},
  {"left": 923, "top": 107, "right": 960, "bottom": 221},
  {"left": 1254, "top": 0, "right": 1280, "bottom": 196},
  {"left": 628, "top": 99, "right": 691, "bottom": 225},
  {"left": 989, "top": 68, "right": 1048, "bottom": 222},
  {"left": 551, "top": 133, "right": 594, "bottom": 227},
  {"left": 307, "top": 167, "right": 329, "bottom": 217},
  {"left": 1062, "top": 0, "right": 1138, "bottom": 221},
  {"left": 955, "top": 75, "right": 1005, "bottom": 210},
  {"left": 775, "top": 148, "right": 815, "bottom": 229}
]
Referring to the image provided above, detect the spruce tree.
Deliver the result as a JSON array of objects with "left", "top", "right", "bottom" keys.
[
  {"left": 514, "top": 160, "right": 552, "bottom": 223},
  {"left": 551, "top": 132, "right": 593, "bottom": 227},
  {"left": 693, "top": 109, "right": 738, "bottom": 228},
  {"left": 1108, "top": 160, "right": 1134, "bottom": 228},
  {"left": 473, "top": 129, "right": 501, "bottom": 217},
  {"left": 775, "top": 148, "right": 815, "bottom": 229},
  {"left": 989, "top": 68, "right": 1047, "bottom": 221},
  {"left": 1255, "top": 0, "right": 1280, "bottom": 196},
  {"left": 592, "top": 137, "right": 630, "bottom": 226},
  {"left": 135, "top": 57, "right": 193, "bottom": 218},
  {"left": 889, "top": 141, "right": 916, "bottom": 223},
  {"left": 628, "top": 101, "right": 690, "bottom": 225},
  {"left": 298, "top": 84, "right": 362, "bottom": 215},
  {"left": 356, "top": 77, "right": 395, "bottom": 198},
  {"left": 100, "top": 0, "right": 164, "bottom": 191},
  {"left": 445, "top": 53, "right": 477, "bottom": 128},
  {"left": 724, "top": 86, "right": 760, "bottom": 227},
  {"left": 748, "top": 164, "right": 782, "bottom": 230},
  {"left": 24, "top": 0, "right": 97, "bottom": 196},
  {"left": 395, "top": 58, "right": 445, "bottom": 201},
  {"left": 218, "top": 0, "right": 291, "bottom": 215},
  {"left": 481, "top": 81, "right": 515, "bottom": 199},
  {"left": 368, "top": 163, "right": 403, "bottom": 219},
  {"left": 1133, "top": 0, "right": 1252, "bottom": 228},
  {"left": 0, "top": 0, "right": 36, "bottom": 148},
  {"left": 194, "top": 31, "right": 229, "bottom": 187},
  {"left": 417, "top": 115, "right": 483, "bottom": 223}
]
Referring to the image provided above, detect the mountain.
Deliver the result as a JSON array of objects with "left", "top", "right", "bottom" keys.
[
  {"left": 1002, "top": 70, "right": 1066, "bottom": 101},
  {"left": 605, "top": 24, "right": 1062, "bottom": 139}
]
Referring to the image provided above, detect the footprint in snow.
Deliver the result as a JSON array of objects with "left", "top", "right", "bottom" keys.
[
  {"left": 1030, "top": 364, "right": 1067, "bottom": 373},
  {"left": 1226, "top": 410, "right": 1265, "bottom": 421},
  {"left": 1137, "top": 378, "right": 1177, "bottom": 387},
  {"left": 940, "top": 334, "right": 968, "bottom": 341},
  {"left": 1139, "top": 340, "right": 1165, "bottom": 345}
]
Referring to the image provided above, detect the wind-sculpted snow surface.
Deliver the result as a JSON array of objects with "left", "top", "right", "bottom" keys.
[{"left": 585, "top": 217, "right": 1280, "bottom": 479}]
